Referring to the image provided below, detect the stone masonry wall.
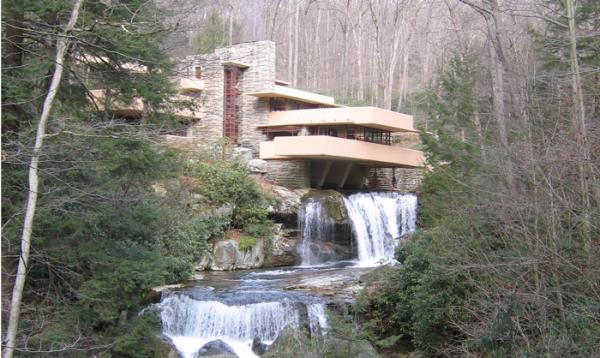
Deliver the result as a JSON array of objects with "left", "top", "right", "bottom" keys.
[
  {"left": 265, "top": 160, "right": 310, "bottom": 189},
  {"left": 367, "top": 168, "right": 423, "bottom": 192},
  {"left": 184, "top": 41, "right": 276, "bottom": 154}
]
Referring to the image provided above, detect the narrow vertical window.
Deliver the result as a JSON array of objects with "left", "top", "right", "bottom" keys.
[{"left": 194, "top": 66, "right": 202, "bottom": 79}]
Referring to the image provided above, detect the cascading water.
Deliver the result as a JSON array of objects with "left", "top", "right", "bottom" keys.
[
  {"left": 159, "top": 294, "right": 298, "bottom": 357},
  {"left": 298, "top": 199, "right": 333, "bottom": 266},
  {"left": 154, "top": 190, "right": 417, "bottom": 357},
  {"left": 156, "top": 287, "right": 329, "bottom": 358},
  {"left": 343, "top": 192, "right": 417, "bottom": 266}
]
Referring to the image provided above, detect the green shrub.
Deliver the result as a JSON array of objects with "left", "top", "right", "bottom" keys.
[
  {"left": 191, "top": 160, "right": 274, "bottom": 235},
  {"left": 238, "top": 236, "right": 257, "bottom": 251},
  {"left": 356, "top": 232, "right": 468, "bottom": 355}
]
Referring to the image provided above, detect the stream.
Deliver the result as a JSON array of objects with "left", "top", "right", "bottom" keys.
[{"left": 153, "top": 192, "right": 417, "bottom": 358}]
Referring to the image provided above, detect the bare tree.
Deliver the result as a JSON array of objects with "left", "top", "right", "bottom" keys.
[{"left": 3, "top": 2, "right": 84, "bottom": 356}]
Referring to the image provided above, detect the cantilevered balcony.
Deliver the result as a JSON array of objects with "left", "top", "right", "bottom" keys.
[
  {"left": 178, "top": 78, "right": 205, "bottom": 93},
  {"left": 246, "top": 85, "right": 343, "bottom": 108},
  {"left": 89, "top": 90, "right": 201, "bottom": 119},
  {"left": 89, "top": 89, "right": 144, "bottom": 117},
  {"left": 258, "top": 106, "right": 417, "bottom": 133},
  {"left": 260, "top": 136, "right": 424, "bottom": 168}
]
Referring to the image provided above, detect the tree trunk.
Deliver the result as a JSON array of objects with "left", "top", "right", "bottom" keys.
[
  {"left": 565, "top": 0, "right": 592, "bottom": 253},
  {"left": 2, "top": 1, "right": 84, "bottom": 357},
  {"left": 287, "top": 0, "right": 293, "bottom": 82},
  {"left": 460, "top": 0, "right": 516, "bottom": 191},
  {"left": 293, "top": 0, "right": 300, "bottom": 87}
]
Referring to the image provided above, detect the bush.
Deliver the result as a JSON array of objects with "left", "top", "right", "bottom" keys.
[
  {"left": 356, "top": 231, "right": 468, "bottom": 355},
  {"left": 191, "top": 160, "right": 274, "bottom": 236},
  {"left": 238, "top": 236, "right": 257, "bottom": 251}
]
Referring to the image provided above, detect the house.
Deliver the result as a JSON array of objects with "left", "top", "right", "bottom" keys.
[{"left": 90, "top": 40, "right": 425, "bottom": 191}]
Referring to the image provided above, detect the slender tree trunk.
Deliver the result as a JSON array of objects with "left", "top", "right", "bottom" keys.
[
  {"left": 287, "top": 0, "right": 293, "bottom": 82},
  {"left": 565, "top": 0, "right": 591, "bottom": 253},
  {"left": 3, "top": 2, "right": 84, "bottom": 357},
  {"left": 293, "top": 0, "right": 300, "bottom": 87},
  {"left": 228, "top": 5, "right": 234, "bottom": 46},
  {"left": 397, "top": 48, "right": 409, "bottom": 110},
  {"left": 313, "top": 11, "right": 322, "bottom": 89},
  {"left": 352, "top": 13, "right": 365, "bottom": 100}
]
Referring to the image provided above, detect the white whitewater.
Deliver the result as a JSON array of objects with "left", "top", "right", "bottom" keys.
[
  {"left": 307, "top": 303, "right": 329, "bottom": 337},
  {"left": 298, "top": 199, "right": 332, "bottom": 266},
  {"left": 158, "top": 294, "right": 327, "bottom": 358},
  {"left": 343, "top": 192, "right": 417, "bottom": 266}
]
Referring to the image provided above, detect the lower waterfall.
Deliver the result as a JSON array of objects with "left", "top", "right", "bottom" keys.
[
  {"left": 157, "top": 293, "right": 327, "bottom": 358},
  {"left": 343, "top": 192, "right": 417, "bottom": 266}
]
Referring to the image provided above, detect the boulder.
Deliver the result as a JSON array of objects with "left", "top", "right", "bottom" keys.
[
  {"left": 323, "top": 337, "right": 379, "bottom": 358},
  {"left": 148, "top": 335, "right": 179, "bottom": 358},
  {"left": 251, "top": 337, "right": 268, "bottom": 355},
  {"left": 301, "top": 190, "right": 349, "bottom": 224},
  {"left": 247, "top": 158, "right": 268, "bottom": 174},
  {"left": 194, "top": 252, "right": 212, "bottom": 271},
  {"left": 268, "top": 186, "right": 310, "bottom": 217},
  {"left": 195, "top": 339, "right": 238, "bottom": 358},
  {"left": 235, "top": 238, "right": 265, "bottom": 269},
  {"left": 211, "top": 240, "right": 238, "bottom": 271},
  {"left": 263, "top": 327, "right": 320, "bottom": 358},
  {"left": 267, "top": 225, "right": 300, "bottom": 267}
]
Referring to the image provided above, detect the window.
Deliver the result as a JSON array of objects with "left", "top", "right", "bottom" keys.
[{"left": 194, "top": 66, "right": 202, "bottom": 79}]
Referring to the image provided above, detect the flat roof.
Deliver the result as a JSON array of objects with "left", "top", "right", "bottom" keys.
[
  {"left": 257, "top": 106, "right": 417, "bottom": 133},
  {"left": 246, "top": 85, "right": 343, "bottom": 107}
]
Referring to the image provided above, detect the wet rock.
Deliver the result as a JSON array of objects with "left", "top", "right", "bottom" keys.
[
  {"left": 148, "top": 335, "right": 179, "bottom": 358},
  {"left": 195, "top": 339, "right": 238, "bottom": 357},
  {"left": 284, "top": 267, "right": 370, "bottom": 304},
  {"left": 248, "top": 158, "right": 268, "bottom": 173},
  {"left": 267, "top": 186, "right": 310, "bottom": 222},
  {"left": 212, "top": 240, "right": 238, "bottom": 271},
  {"left": 301, "top": 190, "right": 349, "bottom": 224},
  {"left": 251, "top": 337, "right": 268, "bottom": 355},
  {"left": 235, "top": 238, "right": 265, "bottom": 269},
  {"left": 263, "top": 327, "right": 319, "bottom": 358},
  {"left": 298, "top": 190, "right": 354, "bottom": 260},
  {"left": 194, "top": 252, "right": 212, "bottom": 271},
  {"left": 267, "top": 225, "right": 300, "bottom": 267}
]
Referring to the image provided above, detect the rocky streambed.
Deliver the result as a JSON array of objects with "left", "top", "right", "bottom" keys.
[
  {"left": 149, "top": 189, "right": 418, "bottom": 358},
  {"left": 152, "top": 262, "right": 373, "bottom": 358}
]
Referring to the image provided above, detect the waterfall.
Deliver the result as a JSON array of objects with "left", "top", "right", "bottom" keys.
[
  {"left": 157, "top": 294, "right": 327, "bottom": 358},
  {"left": 307, "top": 304, "right": 328, "bottom": 337},
  {"left": 298, "top": 199, "right": 333, "bottom": 266},
  {"left": 343, "top": 192, "right": 417, "bottom": 266}
]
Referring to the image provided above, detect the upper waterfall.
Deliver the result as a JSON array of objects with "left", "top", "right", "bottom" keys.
[
  {"left": 297, "top": 191, "right": 417, "bottom": 267},
  {"left": 343, "top": 192, "right": 417, "bottom": 266}
]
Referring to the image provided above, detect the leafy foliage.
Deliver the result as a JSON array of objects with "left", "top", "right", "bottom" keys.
[
  {"left": 191, "top": 160, "right": 274, "bottom": 237},
  {"left": 238, "top": 236, "right": 257, "bottom": 251}
]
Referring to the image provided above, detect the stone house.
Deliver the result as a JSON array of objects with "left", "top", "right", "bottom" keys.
[{"left": 91, "top": 41, "right": 424, "bottom": 191}]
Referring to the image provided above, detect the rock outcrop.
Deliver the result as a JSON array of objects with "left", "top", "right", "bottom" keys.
[
  {"left": 267, "top": 224, "right": 300, "bottom": 267},
  {"left": 264, "top": 326, "right": 379, "bottom": 358},
  {"left": 195, "top": 339, "right": 238, "bottom": 357},
  {"left": 196, "top": 238, "right": 267, "bottom": 271}
]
